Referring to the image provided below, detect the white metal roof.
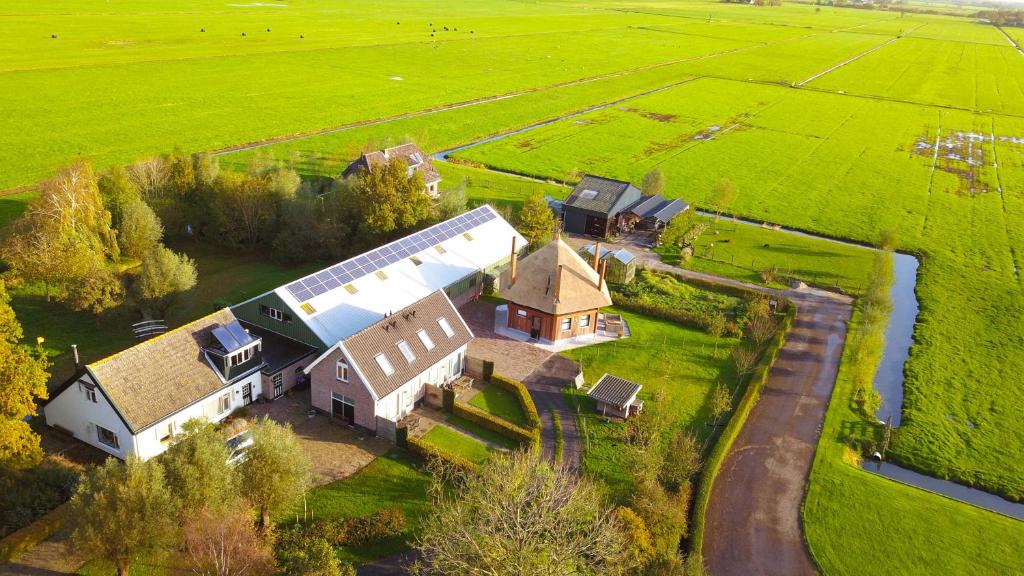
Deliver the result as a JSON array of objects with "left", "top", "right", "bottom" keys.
[{"left": 273, "top": 205, "right": 524, "bottom": 346}]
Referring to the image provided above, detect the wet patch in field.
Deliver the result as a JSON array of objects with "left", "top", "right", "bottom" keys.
[
  {"left": 913, "top": 130, "right": 998, "bottom": 196},
  {"left": 642, "top": 116, "right": 749, "bottom": 156}
]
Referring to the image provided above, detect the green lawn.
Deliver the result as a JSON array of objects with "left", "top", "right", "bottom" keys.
[
  {"left": 0, "top": 190, "right": 36, "bottom": 229},
  {"left": 466, "top": 383, "right": 529, "bottom": 428},
  {"left": 562, "top": 307, "right": 739, "bottom": 501},
  {"left": 446, "top": 414, "right": 518, "bottom": 450},
  {"left": 420, "top": 424, "right": 497, "bottom": 465}
]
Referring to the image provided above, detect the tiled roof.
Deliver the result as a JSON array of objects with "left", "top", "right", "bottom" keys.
[
  {"left": 499, "top": 238, "right": 612, "bottom": 315},
  {"left": 88, "top": 309, "right": 257, "bottom": 432},
  {"left": 342, "top": 143, "right": 441, "bottom": 184},
  {"left": 342, "top": 290, "right": 473, "bottom": 399},
  {"left": 588, "top": 374, "right": 642, "bottom": 408},
  {"left": 565, "top": 175, "right": 640, "bottom": 215}
]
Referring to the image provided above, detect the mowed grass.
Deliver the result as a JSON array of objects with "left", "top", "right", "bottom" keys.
[
  {"left": 466, "top": 384, "right": 529, "bottom": 428},
  {"left": 562, "top": 308, "right": 739, "bottom": 501},
  {"left": 420, "top": 424, "right": 496, "bottom": 465}
]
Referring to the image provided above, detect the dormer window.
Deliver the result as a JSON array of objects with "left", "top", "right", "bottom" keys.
[
  {"left": 375, "top": 354, "right": 395, "bottom": 377},
  {"left": 417, "top": 329, "right": 434, "bottom": 351},
  {"left": 438, "top": 318, "right": 455, "bottom": 338},
  {"left": 397, "top": 340, "right": 416, "bottom": 363},
  {"left": 229, "top": 346, "right": 254, "bottom": 367}
]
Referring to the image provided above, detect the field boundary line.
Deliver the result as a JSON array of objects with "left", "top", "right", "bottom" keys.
[
  {"left": 996, "top": 25, "right": 1024, "bottom": 58},
  {"left": 988, "top": 118, "right": 1021, "bottom": 284},
  {"left": 794, "top": 25, "right": 923, "bottom": 87}
]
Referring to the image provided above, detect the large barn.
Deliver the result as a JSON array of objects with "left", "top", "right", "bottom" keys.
[{"left": 561, "top": 175, "right": 642, "bottom": 237}]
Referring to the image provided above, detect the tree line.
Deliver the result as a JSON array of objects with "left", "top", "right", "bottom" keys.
[{"left": 978, "top": 8, "right": 1024, "bottom": 27}]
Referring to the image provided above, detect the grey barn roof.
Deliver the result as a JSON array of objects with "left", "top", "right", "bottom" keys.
[
  {"left": 588, "top": 374, "right": 642, "bottom": 408},
  {"left": 626, "top": 194, "right": 690, "bottom": 223},
  {"left": 565, "top": 175, "right": 641, "bottom": 215}
]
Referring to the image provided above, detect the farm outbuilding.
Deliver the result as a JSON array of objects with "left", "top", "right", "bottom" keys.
[
  {"left": 562, "top": 175, "right": 642, "bottom": 237},
  {"left": 579, "top": 243, "right": 637, "bottom": 284},
  {"left": 620, "top": 194, "right": 690, "bottom": 232},
  {"left": 588, "top": 374, "right": 643, "bottom": 419}
]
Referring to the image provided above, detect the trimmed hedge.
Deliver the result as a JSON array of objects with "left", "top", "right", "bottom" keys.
[
  {"left": 688, "top": 303, "right": 797, "bottom": 560},
  {"left": 407, "top": 435, "right": 479, "bottom": 475},
  {"left": 0, "top": 504, "right": 66, "bottom": 563},
  {"left": 490, "top": 374, "right": 541, "bottom": 430},
  {"left": 453, "top": 401, "right": 536, "bottom": 447}
]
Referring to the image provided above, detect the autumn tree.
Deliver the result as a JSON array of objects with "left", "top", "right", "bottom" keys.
[
  {"left": 437, "top": 181, "right": 468, "bottom": 220},
  {"left": 182, "top": 502, "right": 275, "bottom": 576},
  {"left": 98, "top": 165, "right": 142, "bottom": 228},
  {"left": 69, "top": 262, "right": 125, "bottom": 318},
  {"left": 162, "top": 419, "right": 237, "bottom": 515},
  {"left": 413, "top": 451, "right": 632, "bottom": 576},
  {"left": 0, "top": 281, "right": 50, "bottom": 467},
  {"left": 642, "top": 168, "right": 666, "bottom": 197},
  {"left": 709, "top": 383, "right": 732, "bottom": 426},
  {"left": 133, "top": 246, "right": 198, "bottom": 318},
  {"left": 117, "top": 198, "right": 163, "bottom": 259},
  {"left": 346, "top": 157, "right": 432, "bottom": 240},
  {"left": 276, "top": 526, "right": 352, "bottom": 576},
  {"left": 658, "top": 430, "right": 702, "bottom": 494},
  {"left": 517, "top": 190, "right": 557, "bottom": 248},
  {"left": 709, "top": 177, "right": 737, "bottom": 226},
  {"left": 67, "top": 457, "right": 177, "bottom": 576},
  {"left": 238, "top": 417, "right": 310, "bottom": 532}
]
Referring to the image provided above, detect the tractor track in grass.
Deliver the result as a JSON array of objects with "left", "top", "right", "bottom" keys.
[{"left": 794, "top": 25, "right": 923, "bottom": 87}]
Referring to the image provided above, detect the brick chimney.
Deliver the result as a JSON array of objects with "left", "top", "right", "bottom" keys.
[
  {"left": 592, "top": 242, "right": 601, "bottom": 270},
  {"left": 510, "top": 237, "right": 518, "bottom": 286},
  {"left": 554, "top": 265, "right": 563, "bottom": 302},
  {"left": 598, "top": 260, "right": 607, "bottom": 291}
]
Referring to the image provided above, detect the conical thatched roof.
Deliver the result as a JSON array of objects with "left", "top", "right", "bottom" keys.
[{"left": 499, "top": 239, "right": 612, "bottom": 315}]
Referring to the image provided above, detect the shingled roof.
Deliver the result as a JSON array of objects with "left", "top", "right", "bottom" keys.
[
  {"left": 340, "top": 290, "right": 473, "bottom": 399},
  {"left": 588, "top": 374, "right": 642, "bottom": 409},
  {"left": 342, "top": 143, "right": 441, "bottom": 185},
  {"left": 87, "top": 309, "right": 260, "bottom": 433},
  {"left": 499, "top": 238, "right": 613, "bottom": 315},
  {"left": 565, "top": 175, "right": 641, "bottom": 215}
]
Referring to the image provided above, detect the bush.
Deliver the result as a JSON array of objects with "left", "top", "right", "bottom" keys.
[
  {"left": 442, "top": 388, "right": 455, "bottom": 412},
  {"left": 631, "top": 477, "right": 690, "bottom": 555},
  {"left": 343, "top": 508, "right": 406, "bottom": 546},
  {"left": 0, "top": 456, "right": 81, "bottom": 541},
  {"left": 408, "top": 435, "right": 479, "bottom": 475},
  {"left": 276, "top": 525, "right": 352, "bottom": 576},
  {"left": 453, "top": 401, "right": 535, "bottom": 446},
  {"left": 614, "top": 506, "right": 654, "bottom": 568},
  {"left": 482, "top": 360, "right": 495, "bottom": 382},
  {"left": 482, "top": 274, "right": 496, "bottom": 296},
  {"left": 490, "top": 374, "right": 540, "bottom": 430}
]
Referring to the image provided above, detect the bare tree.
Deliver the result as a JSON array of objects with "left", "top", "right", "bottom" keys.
[
  {"left": 182, "top": 502, "right": 275, "bottom": 576},
  {"left": 747, "top": 312, "right": 779, "bottom": 347},
  {"left": 709, "top": 383, "right": 732, "bottom": 426},
  {"left": 731, "top": 346, "right": 761, "bottom": 384}
]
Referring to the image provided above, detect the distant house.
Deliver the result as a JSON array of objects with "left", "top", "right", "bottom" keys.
[
  {"left": 561, "top": 175, "right": 642, "bottom": 237},
  {"left": 342, "top": 143, "right": 442, "bottom": 197},
  {"left": 579, "top": 243, "right": 637, "bottom": 284},
  {"left": 43, "top": 310, "right": 265, "bottom": 460},
  {"left": 303, "top": 290, "right": 473, "bottom": 437},
  {"left": 620, "top": 194, "right": 689, "bottom": 232},
  {"left": 499, "top": 237, "right": 613, "bottom": 342},
  {"left": 588, "top": 374, "right": 643, "bottom": 419}
]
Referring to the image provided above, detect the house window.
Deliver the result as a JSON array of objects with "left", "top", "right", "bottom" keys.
[
  {"left": 375, "top": 354, "right": 395, "bottom": 377},
  {"left": 336, "top": 361, "right": 349, "bottom": 382},
  {"left": 417, "top": 329, "right": 434, "bottom": 351},
  {"left": 397, "top": 340, "right": 416, "bottom": 363},
  {"left": 82, "top": 383, "right": 97, "bottom": 403},
  {"left": 580, "top": 314, "right": 591, "bottom": 328},
  {"left": 260, "top": 305, "right": 288, "bottom": 322},
  {"left": 438, "top": 318, "right": 455, "bottom": 338},
  {"left": 96, "top": 425, "right": 119, "bottom": 450},
  {"left": 229, "top": 346, "right": 253, "bottom": 367},
  {"left": 158, "top": 421, "right": 174, "bottom": 443},
  {"left": 561, "top": 318, "right": 572, "bottom": 332},
  {"left": 516, "top": 309, "right": 527, "bottom": 318},
  {"left": 218, "top": 393, "right": 231, "bottom": 414},
  {"left": 273, "top": 372, "right": 284, "bottom": 398}
]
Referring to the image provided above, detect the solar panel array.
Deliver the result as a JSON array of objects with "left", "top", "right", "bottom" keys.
[{"left": 284, "top": 206, "right": 498, "bottom": 304}]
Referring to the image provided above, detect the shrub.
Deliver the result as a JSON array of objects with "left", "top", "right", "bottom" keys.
[
  {"left": 482, "top": 360, "right": 495, "bottom": 382},
  {"left": 276, "top": 525, "right": 350, "bottom": 576},
  {"left": 0, "top": 456, "right": 81, "bottom": 541},
  {"left": 442, "top": 388, "right": 455, "bottom": 412},
  {"left": 343, "top": 508, "right": 406, "bottom": 546},
  {"left": 631, "top": 477, "right": 690, "bottom": 555},
  {"left": 453, "top": 401, "right": 534, "bottom": 445},
  {"left": 482, "top": 274, "right": 496, "bottom": 296},
  {"left": 614, "top": 506, "right": 655, "bottom": 568}
]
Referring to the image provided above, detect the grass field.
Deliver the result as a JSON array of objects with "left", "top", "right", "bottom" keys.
[
  {"left": 419, "top": 424, "right": 497, "bottom": 465},
  {"left": 466, "top": 385, "right": 529, "bottom": 428}
]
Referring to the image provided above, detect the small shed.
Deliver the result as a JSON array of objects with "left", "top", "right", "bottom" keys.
[
  {"left": 579, "top": 243, "right": 637, "bottom": 284},
  {"left": 588, "top": 374, "right": 643, "bottom": 419},
  {"left": 620, "top": 194, "right": 690, "bottom": 231}
]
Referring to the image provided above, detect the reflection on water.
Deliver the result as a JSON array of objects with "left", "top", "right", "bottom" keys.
[{"left": 873, "top": 253, "right": 918, "bottom": 427}]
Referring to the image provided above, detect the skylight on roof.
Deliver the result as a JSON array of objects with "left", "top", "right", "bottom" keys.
[
  {"left": 417, "top": 329, "right": 435, "bottom": 351},
  {"left": 438, "top": 317, "right": 455, "bottom": 338},
  {"left": 344, "top": 284, "right": 358, "bottom": 295},
  {"left": 410, "top": 256, "right": 423, "bottom": 266},
  {"left": 375, "top": 353, "right": 395, "bottom": 376},
  {"left": 579, "top": 189, "right": 599, "bottom": 200},
  {"left": 375, "top": 270, "right": 388, "bottom": 281},
  {"left": 397, "top": 340, "right": 416, "bottom": 363}
]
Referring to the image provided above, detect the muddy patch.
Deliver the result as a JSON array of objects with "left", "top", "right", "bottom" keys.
[
  {"left": 643, "top": 116, "right": 748, "bottom": 156},
  {"left": 913, "top": 130, "right": 1022, "bottom": 196},
  {"left": 618, "top": 105, "right": 678, "bottom": 123},
  {"left": 513, "top": 139, "right": 534, "bottom": 150}
]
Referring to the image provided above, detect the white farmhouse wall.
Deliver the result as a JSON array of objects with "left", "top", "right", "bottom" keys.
[
  {"left": 374, "top": 344, "right": 467, "bottom": 423},
  {"left": 44, "top": 373, "right": 134, "bottom": 460}
]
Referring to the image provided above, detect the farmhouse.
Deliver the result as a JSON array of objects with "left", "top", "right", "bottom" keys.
[
  {"left": 43, "top": 310, "right": 265, "bottom": 460},
  {"left": 620, "top": 194, "right": 689, "bottom": 232},
  {"left": 588, "top": 374, "right": 643, "bottom": 419},
  {"left": 342, "top": 143, "right": 442, "bottom": 197},
  {"left": 303, "top": 290, "right": 473, "bottom": 437},
  {"left": 579, "top": 242, "right": 637, "bottom": 284},
  {"left": 561, "top": 175, "right": 642, "bottom": 237},
  {"left": 499, "top": 237, "right": 613, "bottom": 342}
]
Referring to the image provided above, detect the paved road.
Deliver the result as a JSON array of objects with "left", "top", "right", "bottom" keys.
[{"left": 522, "top": 354, "right": 584, "bottom": 470}]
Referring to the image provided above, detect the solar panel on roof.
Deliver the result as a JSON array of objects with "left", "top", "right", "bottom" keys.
[
  {"left": 293, "top": 288, "right": 313, "bottom": 301},
  {"left": 323, "top": 277, "right": 341, "bottom": 290},
  {"left": 385, "top": 253, "right": 400, "bottom": 264},
  {"left": 212, "top": 326, "right": 241, "bottom": 352},
  {"left": 310, "top": 283, "right": 328, "bottom": 296},
  {"left": 336, "top": 272, "right": 353, "bottom": 284},
  {"left": 225, "top": 321, "right": 256, "bottom": 348},
  {"left": 315, "top": 271, "right": 333, "bottom": 282},
  {"left": 302, "top": 277, "right": 320, "bottom": 289},
  {"left": 287, "top": 281, "right": 304, "bottom": 292},
  {"left": 329, "top": 265, "right": 345, "bottom": 275},
  {"left": 355, "top": 255, "right": 371, "bottom": 266},
  {"left": 341, "top": 261, "right": 359, "bottom": 273}
]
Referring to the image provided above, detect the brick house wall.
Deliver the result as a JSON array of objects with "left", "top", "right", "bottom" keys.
[
  {"left": 309, "top": 348, "right": 377, "bottom": 432},
  {"left": 260, "top": 351, "right": 316, "bottom": 400}
]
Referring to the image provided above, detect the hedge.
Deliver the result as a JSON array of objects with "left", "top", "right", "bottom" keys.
[
  {"left": 688, "top": 303, "right": 797, "bottom": 561},
  {"left": 490, "top": 374, "right": 541, "bottom": 430},
  {"left": 407, "top": 435, "right": 479, "bottom": 475},
  {"left": 0, "top": 504, "right": 66, "bottom": 563},
  {"left": 453, "top": 401, "right": 537, "bottom": 447}
]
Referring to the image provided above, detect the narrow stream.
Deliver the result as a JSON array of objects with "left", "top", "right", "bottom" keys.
[{"left": 431, "top": 111, "right": 1024, "bottom": 520}]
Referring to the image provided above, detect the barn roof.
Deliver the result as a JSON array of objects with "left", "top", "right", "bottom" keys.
[{"left": 565, "top": 175, "right": 641, "bottom": 215}]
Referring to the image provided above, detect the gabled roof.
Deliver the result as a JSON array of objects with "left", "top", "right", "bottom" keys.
[
  {"left": 565, "top": 175, "right": 641, "bottom": 215},
  {"left": 626, "top": 194, "right": 690, "bottom": 222},
  {"left": 85, "top": 309, "right": 261, "bottom": 433},
  {"left": 499, "top": 238, "right": 612, "bottom": 315},
  {"left": 238, "top": 205, "right": 525, "bottom": 347},
  {"left": 588, "top": 374, "right": 642, "bottom": 408},
  {"left": 342, "top": 143, "right": 441, "bottom": 185},
  {"left": 340, "top": 290, "right": 473, "bottom": 399}
]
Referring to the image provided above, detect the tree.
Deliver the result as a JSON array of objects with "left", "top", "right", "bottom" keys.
[
  {"left": 642, "top": 168, "right": 666, "bottom": 197},
  {"left": 162, "top": 419, "right": 237, "bottom": 515},
  {"left": 117, "top": 199, "right": 163, "bottom": 259},
  {"left": 69, "top": 261, "right": 125, "bottom": 318},
  {"left": 709, "top": 177, "right": 737, "bottom": 225},
  {"left": 731, "top": 345, "right": 761, "bottom": 384},
  {"left": 133, "top": 246, "right": 198, "bottom": 318},
  {"left": 630, "top": 476, "right": 689, "bottom": 556},
  {"left": 211, "top": 171, "right": 277, "bottom": 248},
  {"left": 437, "top": 181, "right": 468, "bottom": 220},
  {"left": 413, "top": 451, "right": 632, "bottom": 576},
  {"left": 193, "top": 152, "right": 221, "bottom": 190},
  {"left": 182, "top": 502, "right": 275, "bottom": 576},
  {"left": 347, "top": 158, "right": 432, "bottom": 240},
  {"left": 517, "top": 190, "right": 557, "bottom": 248},
  {"left": 658, "top": 430, "right": 702, "bottom": 494},
  {"left": 613, "top": 506, "right": 654, "bottom": 569},
  {"left": 709, "top": 383, "right": 732, "bottom": 427},
  {"left": 276, "top": 526, "right": 351, "bottom": 576},
  {"left": 237, "top": 417, "right": 310, "bottom": 531},
  {"left": 0, "top": 281, "right": 49, "bottom": 468},
  {"left": 706, "top": 312, "right": 726, "bottom": 354},
  {"left": 98, "top": 166, "right": 142, "bottom": 227},
  {"left": 67, "top": 457, "right": 177, "bottom": 576}
]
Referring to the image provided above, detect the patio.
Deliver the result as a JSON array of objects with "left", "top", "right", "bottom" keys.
[{"left": 492, "top": 304, "right": 632, "bottom": 352}]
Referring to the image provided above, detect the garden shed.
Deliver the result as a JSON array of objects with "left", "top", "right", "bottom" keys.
[
  {"left": 579, "top": 243, "right": 637, "bottom": 284},
  {"left": 588, "top": 374, "right": 643, "bottom": 419}
]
